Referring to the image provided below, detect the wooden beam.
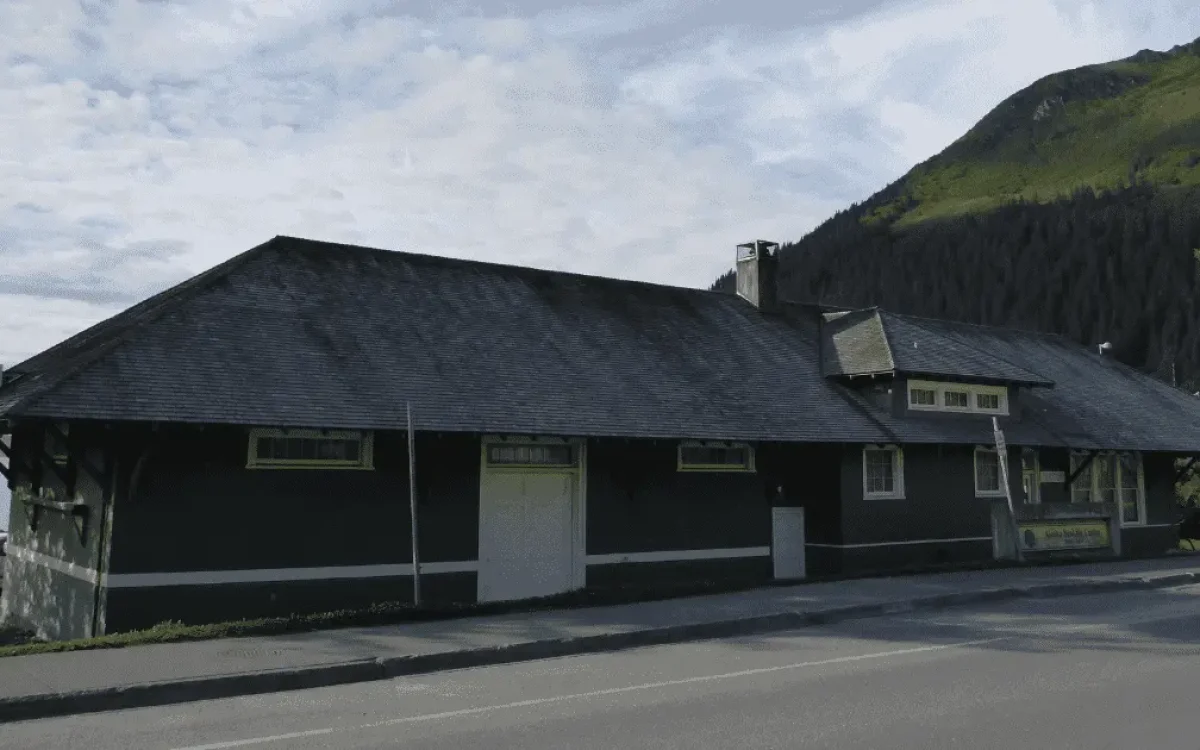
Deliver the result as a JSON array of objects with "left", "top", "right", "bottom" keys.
[
  {"left": 1175, "top": 456, "right": 1198, "bottom": 483},
  {"left": 44, "top": 421, "right": 107, "bottom": 487},
  {"left": 0, "top": 438, "right": 33, "bottom": 481},
  {"left": 1064, "top": 450, "right": 1099, "bottom": 490}
]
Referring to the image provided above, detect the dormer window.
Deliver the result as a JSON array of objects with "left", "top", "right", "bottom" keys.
[
  {"left": 910, "top": 387, "right": 937, "bottom": 406},
  {"left": 944, "top": 390, "right": 970, "bottom": 409},
  {"left": 907, "top": 379, "right": 1009, "bottom": 415}
]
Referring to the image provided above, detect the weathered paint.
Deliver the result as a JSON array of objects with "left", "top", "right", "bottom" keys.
[
  {"left": 0, "top": 422, "right": 114, "bottom": 640},
  {"left": 0, "top": 552, "right": 98, "bottom": 641}
]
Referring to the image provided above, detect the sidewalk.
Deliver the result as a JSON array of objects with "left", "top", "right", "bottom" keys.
[{"left": 3, "top": 556, "right": 1200, "bottom": 723}]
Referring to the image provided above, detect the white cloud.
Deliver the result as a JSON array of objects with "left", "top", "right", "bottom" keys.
[
  {"left": 624, "top": 0, "right": 1199, "bottom": 194},
  {"left": 0, "top": 0, "right": 1198, "bottom": 379}
]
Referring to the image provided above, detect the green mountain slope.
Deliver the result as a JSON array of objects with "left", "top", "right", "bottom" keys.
[
  {"left": 712, "top": 36, "right": 1200, "bottom": 390},
  {"left": 867, "top": 37, "right": 1200, "bottom": 226}
]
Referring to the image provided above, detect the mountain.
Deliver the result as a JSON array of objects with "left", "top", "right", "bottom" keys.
[
  {"left": 867, "top": 36, "right": 1200, "bottom": 226},
  {"left": 715, "top": 37, "right": 1200, "bottom": 390}
]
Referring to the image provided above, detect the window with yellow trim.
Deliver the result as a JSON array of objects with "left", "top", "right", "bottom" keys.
[
  {"left": 678, "top": 442, "right": 755, "bottom": 472},
  {"left": 486, "top": 442, "right": 578, "bottom": 468},
  {"left": 247, "top": 429, "right": 374, "bottom": 469}
]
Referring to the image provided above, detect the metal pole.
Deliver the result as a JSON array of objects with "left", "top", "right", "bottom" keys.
[
  {"left": 993, "top": 417, "right": 1023, "bottom": 563},
  {"left": 407, "top": 402, "right": 422, "bottom": 607}
]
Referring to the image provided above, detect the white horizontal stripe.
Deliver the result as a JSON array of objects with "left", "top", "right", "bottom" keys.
[
  {"left": 806, "top": 536, "right": 993, "bottom": 549},
  {"left": 103, "top": 560, "right": 480, "bottom": 589},
  {"left": 1125, "top": 523, "right": 1175, "bottom": 529},
  {"left": 585, "top": 547, "right": 770, "bottom": 565},
  {"left": 5, "top": 544, "right": 99, "bottom": 584}
]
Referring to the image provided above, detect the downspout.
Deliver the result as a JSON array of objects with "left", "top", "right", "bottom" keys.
[{"left": 90, "top": 453, "right": 117, "bottom": 638}]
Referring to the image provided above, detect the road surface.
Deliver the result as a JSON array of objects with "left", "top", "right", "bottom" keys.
[{"left": 4, "top": 583, "right": 1200, "bottom": 749}]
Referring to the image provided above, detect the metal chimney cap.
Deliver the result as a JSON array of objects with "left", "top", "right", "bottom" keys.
[{"left": 736, "top": 240, "right": 780, "bottom": 260}]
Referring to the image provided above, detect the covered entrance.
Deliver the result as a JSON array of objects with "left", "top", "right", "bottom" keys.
[{"left": 477, "top": 438, "right": 585, "bottom": 603}]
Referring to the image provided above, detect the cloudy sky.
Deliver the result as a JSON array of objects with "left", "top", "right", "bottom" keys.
[{"left": 1, "top": 0, "right": 1199, "bottom": 526}]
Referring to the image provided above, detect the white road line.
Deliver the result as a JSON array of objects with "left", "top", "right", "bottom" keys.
[{"left": 173, "top": 636, "right": 1008, "bottom": 750}]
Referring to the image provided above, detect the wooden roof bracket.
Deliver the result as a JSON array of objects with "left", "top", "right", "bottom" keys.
[
  {"left": 0, "top": 437, "right": 32, "bottom": 489},
  {"left": 44, "top": 422, "right": 107, "bottom": 488}
]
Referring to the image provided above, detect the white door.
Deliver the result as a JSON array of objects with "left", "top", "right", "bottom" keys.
[
  {"left": 771, "top": 507, "right": 806, "bottom": 580},
  {"left": 478, "top": 472, "right": 576, "bottom": 603}
]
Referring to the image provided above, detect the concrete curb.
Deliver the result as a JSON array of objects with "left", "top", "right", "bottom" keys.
[{"left": 3, "top": 571, "right": 1199, "bottom": 723}]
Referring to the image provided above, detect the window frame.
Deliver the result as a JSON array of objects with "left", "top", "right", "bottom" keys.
[
  {"left": 862, "top": 444, "right": 905, "bottom": 500},
  {"left": 677, "top": 441, "right": 756, "bottom": 473},
  {"left": 906, "top": 379, "right": 1009, "bottom": 416},
  {"left": 1021, "top": 449, "right": 1041, "bottom": 505},
  {"left": 973, "top": 446, "right": 1006, "bottom": 498},
  {"left": 1069, "top": 451, "right": 1146, "bottom": 526},
  {"left": 909, "top": 386, "right": 937, "bottom": 407},
  {"left": 246, "top": 428, "right": 374, "bottom": 470},
  {"left": 485, "top": 439, "right": 580, "bottom": 470}
]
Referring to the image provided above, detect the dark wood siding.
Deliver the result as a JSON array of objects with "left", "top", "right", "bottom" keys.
[
  {"left": 837, "top": 443, "right": 1007, "bottom": 570},
  {"left": 1037, "top": 447, "right": 1071, "bottom": 505},
  {"left": 1142, "top": 452, "right": 1178, "bottom": 526},
  {"left": 1121, "top": 452, "right": 1182, "bottom": 557},
  {"left": 108, "top": 426, "right": 480, "bottom": 574},
  {"left": 758, "top": 442, "right": 842, "bottom": 543},
  {"left": 585, "top": 439, "right": 769, "bottom": 555}
]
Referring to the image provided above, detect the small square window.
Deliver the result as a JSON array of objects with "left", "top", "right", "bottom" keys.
[
  {"left": 678, "top": 443, "right": 755, "bottom": 472},
  {"left": 974, "top": 448, "right": 1003, "bottom": 496},
  {"left": 487, "top": 443, "right": 577, "bottom": 467},
  {"left": 863, "top": 447, "right": 904, "bottom": 498},
  {"left": 910, "top": 388, "right": 937, "bottom": 406},
  {"left": 247, "top": 429, "right": 373, "bottom": 470},
  {"left": 944, "top": 391, "right": 970, "bottom": 408},
  {"left": 976, "top": 392, "right": 1001, "bottom": 411}
]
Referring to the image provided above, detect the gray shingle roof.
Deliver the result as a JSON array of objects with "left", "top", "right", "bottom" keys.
[
  {"left": 821, "top": 308, "right": 1052, "bottom": 386},
  {"left": 3, "top": 235, "right": 1200, "bottom": 452}
]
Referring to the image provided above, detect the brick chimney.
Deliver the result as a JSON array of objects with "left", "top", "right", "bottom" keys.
[{"left": 735, "top": 240, "right": 780, "bottom": 312}]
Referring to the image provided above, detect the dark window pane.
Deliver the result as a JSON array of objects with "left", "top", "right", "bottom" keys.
[
  {"left": 488, "top": 444, "right": 575, "bottom": 466},
  {"left": 680, "top": 445, "right": 750, "bottom": 467}
]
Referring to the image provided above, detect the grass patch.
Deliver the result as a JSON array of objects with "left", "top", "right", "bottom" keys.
[
  {"left": 879, "top": 51, "right": 1200, "bottom": 226},
  {"left": 0, "top": 578, "right": 770, "bottom": 658}
]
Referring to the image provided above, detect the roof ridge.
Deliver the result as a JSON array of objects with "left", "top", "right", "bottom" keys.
[
  {"left": 3, "top": 238, "right": 279, "bottom": 413},
  {"left": 276, "top": 235, "right": 731, "bottom": 300}
]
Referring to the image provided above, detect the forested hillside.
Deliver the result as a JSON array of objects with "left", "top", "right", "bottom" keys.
[
  {"left": 714, "top": 37, "right": 1200, "bottom": 391},
  {"left": 716, "top": 185, "right": 1200, "bottom": 388}
]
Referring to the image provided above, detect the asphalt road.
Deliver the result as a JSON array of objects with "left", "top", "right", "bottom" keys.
[{"left": 6, "top": 584, "right": 1200, "bottom": 750}]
